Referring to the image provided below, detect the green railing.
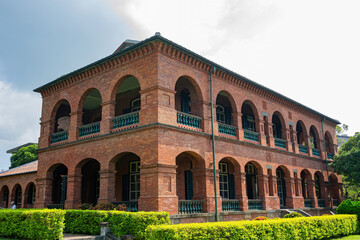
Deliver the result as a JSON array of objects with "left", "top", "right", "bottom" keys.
[
  {"left": 327, "top": 152, "right": 334, "bottom": 160},
  {"left": 244, "top": 130, "right": 259, "bottom": 142},
  {"left": 178, "top": 200, "right": 204, "bottom": 214},
  {"left": 218, "top": 123, "right": 237, "bottom": 137},
  {"left": 222, "top": 199, "right": 240, "bottom": 211},
  {"left": 51, "top": 131, "right": 68, "bottom": 143},
  {"left": 248, "top": 199, "right": 263, "bottom": 210},
  {"left": 111, "top": 201, "right": 138, "bottom": 212},
  {"left": 318, "top": 199, "right": 325, "bottom": 208},
  {"left": 274, "top": 138, "right": 287, "bottom": 149},
  {"left": 112, "top": 111, "right": 139, "bottom": 129},
  {"left": 47, "top": 204, "right": 65, "bottom": 209},
  {"left": 299, "top": 145, "right": 308, "bottom": 154},
  {"left": 312, "top": 148, "right": 321, "bottom": 157},
  {"left": 177, "top": 112, "right": 202, "bottom": 129},
  {"left": 79, "top": 122, "right": 100, "bottom": 137},
  {"left": 304, "top": 199, "right": 312, "bottom": 208}
]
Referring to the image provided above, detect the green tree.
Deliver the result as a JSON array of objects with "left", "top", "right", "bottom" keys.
[
  {"left": 330, "top": 133, "right": 360, "bottom": 186},
  {"left": 336, "top": 124, "right": 349, "bottom": 135},
  {"left": 10, "top": 144, "right": 38, "bottom": 169}
]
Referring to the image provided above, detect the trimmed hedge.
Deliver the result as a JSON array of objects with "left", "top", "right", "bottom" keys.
[
  {"left": 0, "top": 209, "right": 65, "bottom": 240},
  {"left": 145, "top": 215, "right": 358, "bottom": 240},
  {"left": 64, "top": 210, "right": 170, "bottom": 239},
  {"left": 337, "top": 200, "right": 360, "bottom": 220}
]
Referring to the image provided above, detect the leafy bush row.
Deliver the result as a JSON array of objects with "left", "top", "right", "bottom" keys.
[
  {"left": 64, "top": 210, "right": 170, "bottom": 239},
  {"left": 145, "top": 214, "right": 358, "bottom": 240},
  {"left": 0, "top": 209, "right": 64, "bottom": 240}
]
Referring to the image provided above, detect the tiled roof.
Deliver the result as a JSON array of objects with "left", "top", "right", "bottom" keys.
[{"left": 0, "top": 161, "right": 38, "bottom": 178}]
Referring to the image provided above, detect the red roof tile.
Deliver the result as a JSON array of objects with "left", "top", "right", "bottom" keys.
[{"left": 0, "top": 161, "right": 38, "bottom": 177}]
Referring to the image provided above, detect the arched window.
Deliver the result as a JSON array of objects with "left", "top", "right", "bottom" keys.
[
  {"left": 219, "top": 161, "right": 235, "bottom": 200},
  {"left": 241, "top": 102, "right": 256, "bottom": 132},
  {"left": 245, "top": 163, "right": 258, "bottom": 199},
  {"left": 114, "top": 76, "right": 141, "bottom": 116},
  {"left": 14, "top": 185, "right": 22, "bottom": 208},
  {"left": 276, "top": 168, "right": 286, "bottom": 207},
  {"left": 180, "top": 89, "right": 191, "bottom": 114},
  {"left": 272, "top": 113, "right": 283, "bottom": 139},
  {"left": 314, "top": 173, "right": 321, "bottom": 199},
  {"left": 131, "top": 98, "right": 141, "bottom": 112}
]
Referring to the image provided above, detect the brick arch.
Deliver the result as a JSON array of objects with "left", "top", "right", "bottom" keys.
[
  {"left": 325, "top": 131, "right": 334, "bottom": 153},
  {"left": 276, "top": 165, "right": 291, "bottom": 178},
  {"left": 11, "top": 184, "right": 22, "bottom": 208},
  {"left": 50, "top": 99, "right": 72, "bottom": 122},
  {"left": 270, "top": 111, "right": 287, "bottom": 139},
  {"left": 296, "top": 120, "right": 308, "bottom": 145},
  {"left": 110, "top": 75, "right": 142, "bottom": 103},
  {"left": 218, "top": 157, "right": 241, "bottom": 172},
  {"left": 77, "top": 88, "right": 103, "bottom": 111},
  {"left": 0, "top": 185, "right": 9, "bottom": 208},
  {"left": 176, "top": 151, "right": 205, "bottom": 169},
  {"left": 109, "top": 152, "right": 141, "bottom": 170},
  {"left": 300, "top": 169, "right": 312, "bottom": 180},
  {"left": 75, "top": 158, "right": 101, "bottom": 174},
  {"left": 24, "top": 182, "right": 36, "bottom": 207},
  {"left": 214, "top": 90, "right": 239, "bottom": 114},
  {"left": 244, "top": 160, "right": 264, "bottom": 175},
  {"left": 309, "top": 125, "right": 321, "bottom": 149},
  {"left": 175, "top": 75, "right": 204, "bottom": 104},
  {"left": 46, "top": 163, "right": 69, "bottom": 178}
]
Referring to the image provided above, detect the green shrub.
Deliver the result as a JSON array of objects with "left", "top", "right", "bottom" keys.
[
  {"left": 145, "top": 214, "right": 358, "bottom": 240},
  {"left": 283, "top": 212, "right": 303, "bottom": 218},
  {"left": 337, "top": 200, "right": 360, "bottom": 220},
  {"left": 0, "top": 209, "right": 65, "bottom": 240},
  {"left": 64, "top": 210, "right": 170, "bottom": 239}
]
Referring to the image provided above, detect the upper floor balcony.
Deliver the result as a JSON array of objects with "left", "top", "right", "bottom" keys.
[{"left": 42, "top": 73, "right": 337, "bottom": 162}]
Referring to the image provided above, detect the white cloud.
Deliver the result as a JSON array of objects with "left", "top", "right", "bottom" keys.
[
  {"left": 107, "top": 0, "right": 360, "bottom": 135},
  {"left": 0, "top": 80, "right": 41, "bottom": 170}
]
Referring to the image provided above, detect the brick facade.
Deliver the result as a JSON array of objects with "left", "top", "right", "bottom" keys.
[{"left": 0, "top": 34, "right": 342, "bottom": 217}]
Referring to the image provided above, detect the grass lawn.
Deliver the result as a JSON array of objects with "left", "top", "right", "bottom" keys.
[{"left": 332, "top": 235, "right": 360, "bottom": 240}]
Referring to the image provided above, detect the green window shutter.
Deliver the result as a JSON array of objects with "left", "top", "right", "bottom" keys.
[
  {"left": 181, "top": 91, "right": 190, "bottom": 114},
  {"left": 229, "top": 174, "right": 235, "bottom": 199},
  {"left": 60, "top": 176, "right": 67, "bottom": 204},
  {"left": 185, "top": 170, "right": 193, "bottom": 200},
  {"left": 225, "top": 107, "right": 232, "bottom": 125},
  {"left": 122, "top": 174, "right": 130, "bottom": 201}
]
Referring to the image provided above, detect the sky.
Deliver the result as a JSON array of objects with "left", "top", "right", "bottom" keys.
[{"left": 0, "top": 0, "right": 359, "bottom": 170}]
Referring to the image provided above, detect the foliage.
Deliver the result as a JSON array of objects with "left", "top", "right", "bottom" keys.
[
  {"left": 253, "top": 216, "right": 268, "bottom": 220},
  {"left": 337, "top": 124, "right": 349, "bottom": 135},
  {"left": 9, "top": 144, "right": 38, "bottom": 169},
  {"left": 331, "top": 133, "right": 360, "bottom": 187},
  {"left": 337, "top": 200, "right": 360, "bottom": 221},
  {"left": 145, "top": 215, "right": 358, "bottom": 240},
  {"left": 64, "top": 209, "right": 170, "bottom": 239},
  {"left": 0, "top": 209, "right": 65, "bottom": 240},
  {"left": 283, "top": 212, "right": 303, "bottom": 218}
]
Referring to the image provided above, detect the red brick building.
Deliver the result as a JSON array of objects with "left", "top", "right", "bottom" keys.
[{"left": 0, "top": 34, "right": 342, "bottom": 219}]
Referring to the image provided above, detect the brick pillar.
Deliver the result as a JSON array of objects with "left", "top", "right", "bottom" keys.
[
  {"left": 285, "top": 128, "right": 293, "bottom": 152},
  {"left": 257, "top": 119, "right": 267, "bottom": 146},
  {"left": 34, "top": 177, "right": 53, "bottom": 208},
  {"left": 308, "top": 179, "right": 318, "bottom": 208},
  {"left": 267, "top": 169, "right": 275, "bottom": 196},
  {"left": 65, "top": 174, "right": 82, "bottom": 209},
  {"left": 100, "top": 101, "right": 115, "bottom": 134},
  {"left": 98, "top": 170, "right": 116, "bottom": 204},
  {"left": 291, "top": 128, "right": 299, "bottom": 153},
  {"left": 285, "top": 176, "right": 303, "bottom": 209},
  {"left": 212, "top": 105, "right": 219, "bottom": 135},
  {"left": 266, "top": 121, "right": 275, "bottom": 148},
  {"left": 235, "top": 113, "right": 244, "bottom": 141},
  {"left": 138, "top": 164, "right": 178, "bottom": 215},
  {"left": 338, "top": 183, "right": 344, "bottom": 203},
  {"left": 38, "top": 120, "right": 54, "bottom": 148},
  {"left": 69, "top": 111, "right": 82, "bottom": 142},
  {"left": 239, "top": 172, "right": 248, "bottom": 211},
  {"left": 258, "top": 173, "right": 279, "bottom": 210},
  {"left": 192, "top": 168, "right": 221, "bottom": 213},
  {"left": 319, "top": 138, "right": 326, "bottom": 159},
  {"left": 305, "top": 135, "right": 313, "bottom": 157}
]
